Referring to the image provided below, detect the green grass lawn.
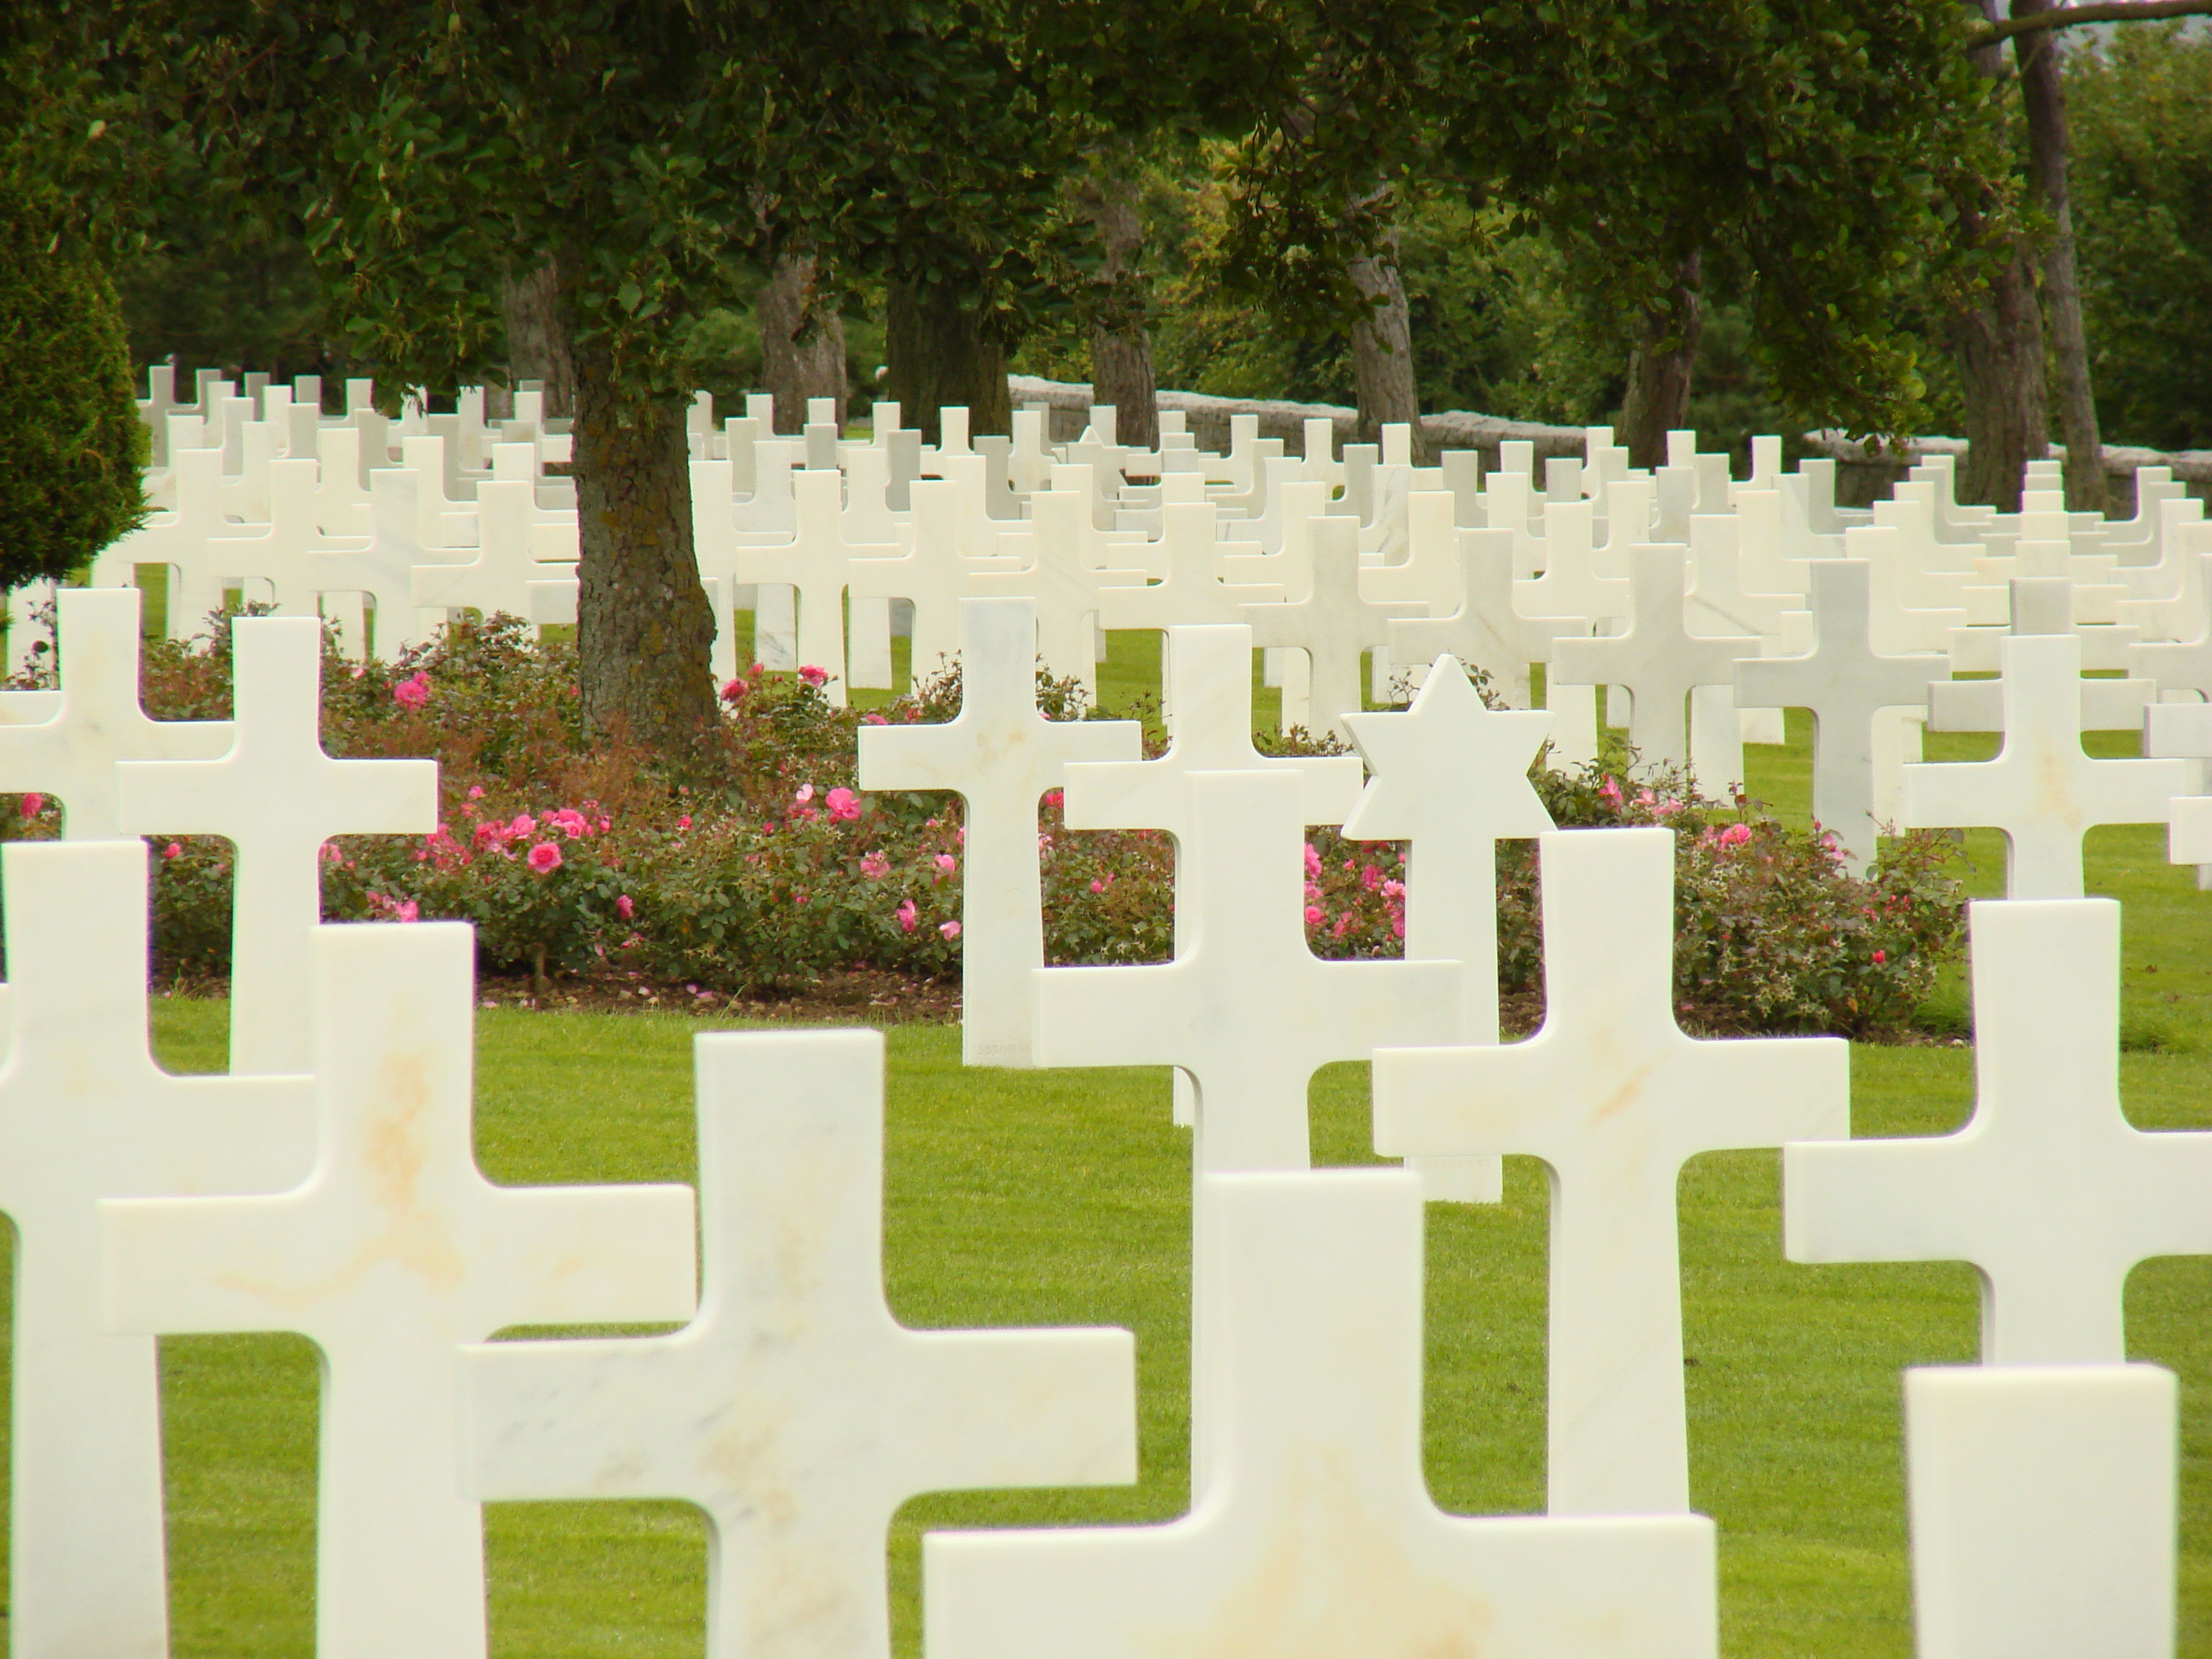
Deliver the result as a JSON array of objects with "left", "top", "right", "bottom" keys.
[{"left": 9, "top": 629, "right": 2212, "bottom": 1655}]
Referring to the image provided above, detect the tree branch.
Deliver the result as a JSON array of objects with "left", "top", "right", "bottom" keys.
[{"left": 1968, "top": 0, "right": 2212, "bottom": 48}]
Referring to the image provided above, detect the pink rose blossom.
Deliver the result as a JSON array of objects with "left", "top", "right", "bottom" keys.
[
  {"left": 509, "top": 814, "right": 536, "bottom": 837},
  {"left": 934, "top": 853, "right": 957, "bottom": 874},
  {"left": 1873, "top": 949, "right": 1887, "bottom": 965},
  {"left": 467, "top": 785, "right": 485, "bottom": 799},
  {"left": 163, "top": 842, "right": 182, "bottom": 860},
  {"left": 1359, "top": 864, "right": 1381, "bottom": 891},
  {"left": 1044, "top": 788, "right": 1064, "bottom": 809},
  {"left": 549, "top": 808, "right": 590, "bottom": 839},
  {"left": 616, "top": 894, "right": 634, "bottom": 920},
  {"left": 1718, "top": 822, "right": 1752, "bottom": 848},
  {"left": 794, "top": 783, "right": 816, "bottom": 804},
  {"left": 939, "top": 920, "right": 961, "bottom": 940},
  {"left": 861, "top": 712, "right": 889, "bottom": 724},
  {"left": 860, "top": 852, "right": 891, "bottom": 880},
  {"left": 1332, "top": 912, "right": 1354, "bottom": 939},
  {"left": 798, "top": 665, "right": 828, "bottom": 687},
  {"left": 526, "top": 840, "right": 563, "bottom": 873},
  {"left": 1380, "top": 878, "right": 1405, "bottom": 899},
  {"left": 825, "top": 787, "right": 860, "bottom": 822},
  {"left": 721, "top": 678, "right": 750, "bottom": 702},
  {"left": 1303, "top": 904, "right": 1325, "bottom": 927},
  {"left": 1303, "top": 842, "right": 1323, "bottom": 878},
  {"left": 395, "top": 899, "right": 420, "bottom": 922},
  {"left": 392, "top": 670, "right": 431, "bottom": 710},
  {"left": 896, "top": 899, "right": 918, "bottom": 933},
  {"left": 19, "top": 791, "right": 42, "bottom": 819},
  {"left": 677, "top": 814, "right": 692, "bottom": 830}
]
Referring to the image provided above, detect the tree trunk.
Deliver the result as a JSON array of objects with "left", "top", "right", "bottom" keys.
[
  {"left": 884, "top": 278, "right": 1012, "bottom": 447},
  {"left": 1079, "top": 161, "right": 1159, "bottom": 454},
  {"left": 757, "top": 251, "right": 848, "bottom": 435},
  {"left": 1950, "top": 249, "right": 2049, "bottom": 513},
  {"left": 1948, "top": 1, "right": 2049, "bottom": 513},
  {"left": 570, "top": 336, "right": 719, "bottom": 753},
  {"left": 502, "top": 259, "right": 576, "bottom": 420},
  {"left": 1619, "top": 251, "right": 1704, "bottom": 472},
  {"left": 1346, "top": 235, "right": 1429, "bottom": 463},
  {"left": 2013, "top": 4, "right": 2106, "bottom": 513}
]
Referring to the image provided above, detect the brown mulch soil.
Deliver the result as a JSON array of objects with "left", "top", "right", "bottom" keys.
[{"left": 472, "top": 966, "right": 963, "bottom": 1024}]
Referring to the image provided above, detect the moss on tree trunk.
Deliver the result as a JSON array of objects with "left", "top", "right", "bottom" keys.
[
  {"left": 758, "top": 251, "right": 848, "bottom": 433},
  {"left": 1619, "top": 252, "right": 1703, "bottom": 472},
  {"left": 884, "top": 278, "right": 1011, "bottom": 446},
  {"left": 1346, "top": 239, "right": 1428, "bottom": 464},
  {"left": 1080, "top": 162, "right": 1159, "bottom": 454},
  {"left": 570, "top": 341, "right": 718, "bottom": 754},
  {"left": 1950, "top": 247, "right": 2049, "bottom": 512}
]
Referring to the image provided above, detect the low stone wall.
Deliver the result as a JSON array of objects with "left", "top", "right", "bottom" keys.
[{"left": 1010, "top": 374, "right": 2212, "bottom": 514}]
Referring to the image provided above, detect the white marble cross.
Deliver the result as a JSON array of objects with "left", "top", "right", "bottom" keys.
[
  {"left": 1552, "top": 545, "right": 1757, "bottom": 779},
  {"left": 847, "top": 479, "right": 1011, "bottom": 691},
  {"left": 463, "top": 1028, "right": 1136, "bottom": 1659},
  {"left": 1343, "top": 660, "right": 1552, "bottom": 1204},
  {"left": 2146, "top": 701, "right": 2212, "bottom": 869},
  {"left": 91, "top": 446, "right": 234, "bottom": 639},
  {"left": 925, "top": 1168, "right": 1719, "bottom": 1659},
  {"left": 735, "top": 469, "right": 902, "bottom": 703},
  {"left": 1094, "top": 503, "right": 1281, "bottom": 631},
  {"left": 1242, "top": 515, "right": 1423, "bottom": 739},
  {"left": 1899, "top": 633, "right": 2188, "bottom": 899},
  {"left": 0, "top": 588, "right": 231, "bottom": 837},
  {"left": 1905, "top": 1363, "right": 2177, "bottom": 1659},
  {"left": 1038, "top": 768, "right": 1461, "bottom": 1174},
  {"left": 1388, "top": 526, "right": 1575, "bottom": 711},
  {"left": 1374, "top": 829, "right": 1848, "bottom": 1515},
  {"left": 116, "top": 618, "right": 439, "bottom": 1073},
  {"left": 1785, "top": 898, "right": 2212, "bottom": 1363},
  {"left": 1061, "top": 623, "right": 1364, "bottom": 1136},
  {"left": 409, "top": 477, "right": 577, "bottom": 626},
  {"left": 973, "top": 490, "right": 1147, "bottom": 696},
  {"left": 1735, "top": 559, "right": 1948, "bottom": 872},
  {"left": 858, "top": 598, "right": 1139, "bottom": 1066},
  {"left": 0, "top": 841, "right": 313, "bottom": 1659},
  {"left": 102, "top": 922, "right": 698, "bottom": 1659}
]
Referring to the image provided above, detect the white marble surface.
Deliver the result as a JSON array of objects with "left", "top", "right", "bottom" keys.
[
  {"left": 464, "top": 1028, "right": 1136, "bottom": 1659},
  {"left": 860, "top": 598, "right": 1139, "bottom": 1066},
  {"left": 1786, "top": 899, "right": 2212, "bottom": 1362},
  {"left": 925, "top": 1169, "right": 1720, "bottom": 1659},
  {"left": 1375, "top": 830, "right": 1848, "bottom": 1515},
  {"left": 1735, "top": 559, "right": 1947, "bottom": 872},
  {"left": 0, "top": 842, "right": 313, "bottom": 1659},
  {"left": 1345, "top": 657, "right": 1552, "bottom": 1202},
  {"left": 102, "top": 922, "right": 698, "bottom": 1659},
  {"left": 116, "top": 618, "right": 438, "bottom": 1073},
  {"left": 1038, "top": 768, "right": 1461, "bottom": 1174},
  {"left": 1907, "top": 1364, "right": 2176, "bottom": 1659},
  {"left": 0, "top": 588, "right": 231, "bottom": 838},
  {"left": 1900, "top": 633, "right": 2188, "bottom": 899},
  {"left": 1552, "top": 544, "right": 1756, "bottom": 780}
]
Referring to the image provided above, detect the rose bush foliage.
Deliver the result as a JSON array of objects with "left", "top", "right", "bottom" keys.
[{"left": 5, "top": 609, "right": 1964, "bottom": 1035}]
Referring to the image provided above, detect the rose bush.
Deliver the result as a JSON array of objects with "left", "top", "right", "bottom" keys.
[{"left": 0, "top": 608, "right": 1966, "bottom": 1034}]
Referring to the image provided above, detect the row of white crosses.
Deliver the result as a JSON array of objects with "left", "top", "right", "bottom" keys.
[
  {"left": 99, "top": 364, "right": 2162, "bottom": 894},
  {"left": 862, "top": 591, "right": 2193, "bottom": 1652},
  {"left": 0, "top": 560, "right": 2199, "bottom": 1653}
]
